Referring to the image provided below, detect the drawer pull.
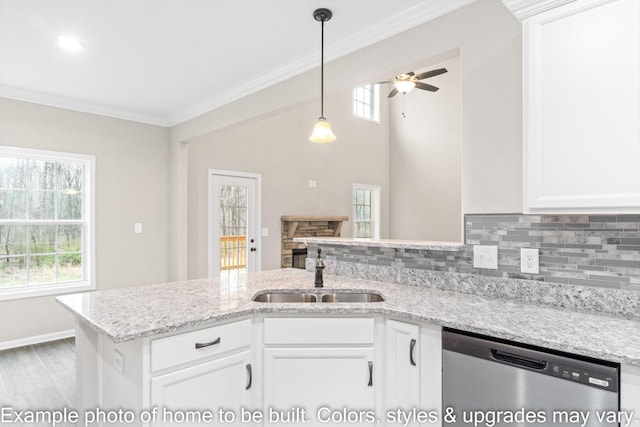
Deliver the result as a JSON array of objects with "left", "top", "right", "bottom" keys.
[
  {"left": 367, "top": 361, "right": 373, "bottom": 387},
  {"left": 246, "top": 364, "right": 252, "bottom": 390},
  {"left": 194, "top": 337, "right": 221, "bottom": 349},
  {"left": 410, "top": 338, "right": 417, "bottom": 366}
]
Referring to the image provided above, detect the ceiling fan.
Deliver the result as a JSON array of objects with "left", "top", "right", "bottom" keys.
[{"left": 377, "top": 68, "right": 448, "bottom": 98}]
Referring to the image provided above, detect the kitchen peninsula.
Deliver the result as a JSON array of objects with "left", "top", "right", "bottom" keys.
[{"left": 58, "top": 267, "right": 640, "bottom": 426}]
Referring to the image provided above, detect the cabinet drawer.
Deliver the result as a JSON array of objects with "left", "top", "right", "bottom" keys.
[
  {"left": 151, "top": 319, "right": 251, "bottom": 372},
  {"left": 264, "top": 317, "right": 374, "bottom": 345}
]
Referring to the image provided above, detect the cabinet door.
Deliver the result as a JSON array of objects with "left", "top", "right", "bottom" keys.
[
  {"left": 385, "top": 320, "right": 420, "bottom": 426},
  {"left": 524, "top": 0, "right": 640, "bottom": 213},
  {"left": 420, "top": 324, "right": 442, "bottom": 427},
  {"left": 264, "top": 347, "right": 375, "bottom": 427},
  {"left": 151, "top": 351, "right": 253, "bottom": 427}
]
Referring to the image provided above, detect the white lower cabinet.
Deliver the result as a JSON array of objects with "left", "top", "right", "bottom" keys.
[
  {"left": 150, "top": 350, "right": 253, "bottom": 427},
  {"left": 264, "top": 347, "right": 375, "bottom": 426},
  {"left": 385, "top": 319, "right": 442, "bottom": 427},
  {"left": 621, "top": 364, "right": 640, "bottom": 418},
  {"left": 386, "top": 319, "right": 421, "bottom": 423},
  {"left": 262, "top": 317, "right": 377, "bottom": 427}
]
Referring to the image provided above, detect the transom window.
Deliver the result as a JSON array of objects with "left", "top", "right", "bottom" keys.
[
  {"left": 353, "top": 184, "right": 381, "bottom": 239},
  {"left": 0, "top": 146, "right": 94, "bottom": 300},
  {"left": 353, "top": 84, "right": 380, "bottom": 122}
]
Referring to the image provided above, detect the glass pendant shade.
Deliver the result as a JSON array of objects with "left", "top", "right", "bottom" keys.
[
  {"left": 309, "top": 117, "right": 336, "bottom": 143},
  {"left": 394, "top": 80, "right": 416, "bottom": 94}
]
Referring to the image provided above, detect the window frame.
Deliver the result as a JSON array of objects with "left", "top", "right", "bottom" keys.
[
  {"left": 352, "top": 84, "right": 381, "bottom": 123},
  {"left": 0, "top": 145, "right": 95, "bottom": 301},
  {"left": 352, "top": 184, "right": 381, "bottom": 239}
]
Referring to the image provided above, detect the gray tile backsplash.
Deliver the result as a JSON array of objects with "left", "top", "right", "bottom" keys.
[{"left": 310, "top": 214, "right": 640, "bottom": 292}]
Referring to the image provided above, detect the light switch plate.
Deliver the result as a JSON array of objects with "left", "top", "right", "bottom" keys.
[
  {"left": 521, "top": 248, "right": 540, "bottom": 274},
  {"left": 473, "top": 245, "right": 498, "bottom": 270}
]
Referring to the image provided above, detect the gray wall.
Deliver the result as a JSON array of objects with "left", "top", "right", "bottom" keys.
[
  {"left": 187, "top": 90, "right": 390, "bottom": 277},
  {"left": 171, "top": 0, "right": 523, "bottom": 278},
  {"left": 0, "top": 98, "right": 171, "bottom": 343},
  {"left": 390, "top": 54, "right": 462, "bottom": 242}
]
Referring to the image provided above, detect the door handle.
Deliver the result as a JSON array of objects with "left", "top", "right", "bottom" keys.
[
  {"left": 410, "top": 338, "right": 417, "bottom": 366},
  {"left": 367, "top": 361, "right": 373, "bottom": 387},
  {"left": 194, "top": 337, "right": 221, "bottom": 349},
  {"left": 246, "top": 364, "right": 252, "bottom": 390}
]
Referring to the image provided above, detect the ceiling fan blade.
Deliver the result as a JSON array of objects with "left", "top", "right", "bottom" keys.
[
  {"left": 374, "top": 81, "right": 391, "bottom": 85},
  {"left": 387, "top": 87, "right": 399, "bottom": 98},
  {"left": 415, "top": 68, "right": 448, "bottom": 80},
  {"left": 406, "top": 71, "right": 415, "bottom": 76},
  {"left": 415, "top": 82, "right": 439, "bottom": 92}
]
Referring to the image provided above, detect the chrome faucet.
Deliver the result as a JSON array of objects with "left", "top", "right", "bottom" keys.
[{"left": 314, "top": 248, "right": 325, "bottom": 287}]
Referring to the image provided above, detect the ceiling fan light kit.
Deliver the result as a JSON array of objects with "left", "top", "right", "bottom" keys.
[
  {"left": 309, "top": 8, "right": 336, "bottom": 144},
  {"left": 378, "top": 67, "right": 448, "bottom": 98}
]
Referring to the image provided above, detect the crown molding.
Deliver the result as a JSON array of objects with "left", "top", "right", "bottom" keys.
[
  {"left": 168, "top": 0, "right": 478, "bottom": 126},
  {"left": 502, "top": 0, "right": 578, "bottom": 20},
  {"left": 0, "top": 85, "right": 168, "bottom": 126},
  {"left": 2, "top": 0, "right": 477, "bottom": 128}
]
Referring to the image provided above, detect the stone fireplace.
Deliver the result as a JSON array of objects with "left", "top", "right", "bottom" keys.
[{"left": 280, "top": 215, "right": 348, "bottom": 268}]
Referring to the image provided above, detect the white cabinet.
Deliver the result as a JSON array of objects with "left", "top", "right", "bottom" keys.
[
  {"left": 420, "top": 324, "right": 442, "bottom": 427},
  {"left": 522, "top": 0, "right": 640, "bottom": 213},
  {"left": 149, "top": 319, "right": 254, "bottom": 427},
  {"left": 621, "top": 364, "right": 640, "bottom": 419},
  {"left": 385, "top": 320, "right": 420, "bottom": 424},
  {"left": 151, "top": 351, "right": 253, "bottom": 427},
  {"left": 385, "top": 320, "right": 442, "bottom": 427},
  {"left": 262, "top": 317, "right": 376, "bottom": 427}
]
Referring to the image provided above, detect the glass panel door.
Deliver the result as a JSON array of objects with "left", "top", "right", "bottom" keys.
[{"left": 209, "top": 171, "right": 259, "bottom": 281}]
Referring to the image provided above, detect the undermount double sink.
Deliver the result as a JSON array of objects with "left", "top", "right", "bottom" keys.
[{"left": 252, "top": 290, "right": 386, "bottom": 303}]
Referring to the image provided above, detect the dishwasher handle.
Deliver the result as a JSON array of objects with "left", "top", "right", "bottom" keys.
[{"left": 490, "top": 349, "right": 547, "bottom": 370}]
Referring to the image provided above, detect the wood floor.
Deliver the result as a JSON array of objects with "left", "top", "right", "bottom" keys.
[{"left": 0, "top": 338, "right": 76, "bottom": 427}]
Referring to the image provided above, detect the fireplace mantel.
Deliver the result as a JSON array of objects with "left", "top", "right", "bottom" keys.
[{"left": 280, "top": 215, "right": 348, "bottom": 268}]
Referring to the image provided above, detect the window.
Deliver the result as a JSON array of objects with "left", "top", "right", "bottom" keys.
[
  {"left": 353, "top": 84, "right": 380, "bottom": 122},
  {"left": 0, "top": 146, "right": 95, "bottom": 300},
  {"left": 352, "top": 184, "right": 381, "bottom": 239}
]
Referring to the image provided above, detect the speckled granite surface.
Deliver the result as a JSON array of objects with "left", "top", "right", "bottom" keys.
[
  {"left": 294, "top": 237, "right": 465, "bottom": 251},
  {"left": 57, "top": 268, "right": 640, "bottom": 366},
  {"left": 307, "top": 258, "right": 640, "bottom": 319}
]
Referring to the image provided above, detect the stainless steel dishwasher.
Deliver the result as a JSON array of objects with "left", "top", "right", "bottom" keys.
[{"left": 442, "top": 328, "right": 620, "bottom": 427}]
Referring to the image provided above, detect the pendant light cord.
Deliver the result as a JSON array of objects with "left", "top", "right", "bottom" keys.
[{"left": 320, "top": 17, "right": 325, "bottom": 118}]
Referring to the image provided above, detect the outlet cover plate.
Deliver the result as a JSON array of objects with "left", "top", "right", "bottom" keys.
[
  {"left": 521, "top": 248, "right": 540, "bottom": 274},
  {"left": 473, "top": 245, "right": 498, "bottom": 270}
]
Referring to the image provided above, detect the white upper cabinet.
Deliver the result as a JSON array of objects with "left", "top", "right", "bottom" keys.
[{"left": 511, "top": 0, "right": 640, "bottom": 213}]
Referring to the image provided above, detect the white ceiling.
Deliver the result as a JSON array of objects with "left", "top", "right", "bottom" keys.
[{"left": 0, "top": 0, "right": 473, "bottom": 126}]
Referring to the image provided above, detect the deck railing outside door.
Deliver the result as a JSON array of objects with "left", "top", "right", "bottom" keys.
[{"left": 220, "top": 235, "right": 247, "bottom": 270}]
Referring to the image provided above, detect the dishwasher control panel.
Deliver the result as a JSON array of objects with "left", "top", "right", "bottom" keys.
[{"left": 550, "top": 362, "right": 616, "bottom": 392}]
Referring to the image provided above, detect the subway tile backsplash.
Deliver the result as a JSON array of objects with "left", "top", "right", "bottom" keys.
[{"left": 310, "top": 214, "right": 640, "bottom": 292}]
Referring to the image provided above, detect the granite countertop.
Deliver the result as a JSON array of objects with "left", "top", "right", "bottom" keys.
[
  {"left": 56, "top": 268, "right": 640, "bottom": 366},
  {"left": 293, "top": 237, "right": 465, "bottom": 251}
]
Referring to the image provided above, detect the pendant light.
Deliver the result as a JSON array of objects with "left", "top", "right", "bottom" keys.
[{"left": 309, "top": 8, "right": 336, "bottom": 143}]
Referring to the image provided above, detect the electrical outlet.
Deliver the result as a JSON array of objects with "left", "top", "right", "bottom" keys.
[
  {"left": 113, "top": 349, "right": 125, "bottom": 374},
  {"left": 473, "top": 245, "right": 498, "bottom": 269},
  {"left": 521, "top": 248, "right": 540, "bottom": 274}
]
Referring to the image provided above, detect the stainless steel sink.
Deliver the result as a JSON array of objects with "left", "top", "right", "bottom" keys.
[
  {"left": 252, "top": 292, "right": 317, "bottom": 303},
  {"left": 252, "top": 290, "right": 385, "bottom": 303},
  {"left": 321, "top": 292, "right": 385, "bottom": 303}
]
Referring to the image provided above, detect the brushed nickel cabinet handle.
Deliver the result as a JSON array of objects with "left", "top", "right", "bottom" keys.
[
  {"left": 368, "top": 361, "right": 373, "bottom": 387},
  {"left": 194, "top": 337, "right": 221, "bottom": 349}
]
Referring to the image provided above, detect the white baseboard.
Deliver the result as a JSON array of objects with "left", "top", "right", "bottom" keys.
[{"left": 0, "top": 329, "right": 75, "bottom": 351}]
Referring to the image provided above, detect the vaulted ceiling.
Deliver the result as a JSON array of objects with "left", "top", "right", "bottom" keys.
[{"left": 0, "top": 0, "right": 474, "bottom": 126}]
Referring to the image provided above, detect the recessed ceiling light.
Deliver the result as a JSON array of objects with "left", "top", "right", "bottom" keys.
[{"left": 57, "top": 35, "right": 82, "bottom": 52}]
